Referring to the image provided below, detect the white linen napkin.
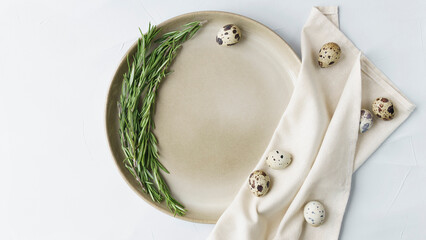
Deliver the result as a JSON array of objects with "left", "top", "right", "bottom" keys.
[{"left": 208, "top": 6, "right": 415, "bottom": 240}]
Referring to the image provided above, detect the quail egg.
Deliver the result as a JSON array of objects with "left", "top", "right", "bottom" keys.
[
  {"left": 372, "top": 97, "right": 395, "bottom": 120},
  {"left": 248, "top": 170, "right": 270, "bottom": 197},
  {"left": 318, "top": 42, "right": 341, "bottom": 68},
  {"left": 266, "top": 150, "right": 292, "bottom": 169},
  {"left": 360, "top": 109, "right": 373, "bottom": 133},
  {"left": 216, "top": 24, "right": 241, "bottom": 46},
  {"left": 303, "top": 200, "right": 326, "bottom": 227}
]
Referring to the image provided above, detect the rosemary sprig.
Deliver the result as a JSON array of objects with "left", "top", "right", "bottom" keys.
[{"left": 118, "top": 21, "right": 203, "bottom": 216}]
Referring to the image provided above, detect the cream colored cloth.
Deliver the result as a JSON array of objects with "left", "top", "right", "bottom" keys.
[{"left": 208, "top": 6, "right": 415, "bottom": 240}]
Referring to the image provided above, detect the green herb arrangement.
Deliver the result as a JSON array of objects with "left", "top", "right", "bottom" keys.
[{"left": 118, "top": 21, "right": 203, "bottom": 216}]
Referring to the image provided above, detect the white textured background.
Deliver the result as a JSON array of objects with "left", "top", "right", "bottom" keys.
[{"left": 1, "top": 0, "right": 425, "bottom": 239}]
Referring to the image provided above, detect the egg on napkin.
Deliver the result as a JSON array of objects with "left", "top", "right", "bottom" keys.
[{"left": 248, "top": 170, "right": 270, "bottom": 197}]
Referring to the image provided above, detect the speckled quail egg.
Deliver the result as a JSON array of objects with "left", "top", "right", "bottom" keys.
[
  {"left": 216, "top": 24, "right": 241, "bottom": 46},
  {"left": 248, "top": 170, "right": 270, "bottom": 197},
  {"left": 266, "top": 150, "right": 292, "bottom": 170},
  {"left": 303, "top": 201, "right": 326, "bottom": 227},
  {"left": 360, "top": 109, "right": 373, "bottom": 133},
  {"left": 318, "top": 42, "right": 341, "bottom": 68},
  {"left": 372, "top": 97, "right": 395, "bottom": 120}
]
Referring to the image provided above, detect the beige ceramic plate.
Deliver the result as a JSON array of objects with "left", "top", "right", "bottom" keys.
[{"left": 106, "top": 11, "right": 300, "bottom": 223}]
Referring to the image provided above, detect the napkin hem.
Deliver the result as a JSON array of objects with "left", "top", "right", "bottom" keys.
[
  {"left": 315, "top": 6, "right": 339, "bottom": 27},
  {"left": 360, "top": 55, "right": 416, "bottom": 112},
  {"left": 315, "top": 6, "right": 338, "bottom": 15},
  {"left": 311, "top": 7, "right": 416, "bottom": 113},
  {"left": 310, "top": 7, "right": 360, "bottom": 58}
]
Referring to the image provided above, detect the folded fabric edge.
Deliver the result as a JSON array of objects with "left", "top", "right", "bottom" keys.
[
  {"left": 315, "top": 6, "right": 339, "bottom": 27},
  {"left": 308, "top": 7, "right": 360, "bottom": 57},
  {"left": 310, "top": 6, "right": 416, "bottom": 113},
  {"left": 315, "top": 6, "right": 338, "bottom": 15},
  {"left": 360, "top": 55, "right": 416, "bottom": 112}
]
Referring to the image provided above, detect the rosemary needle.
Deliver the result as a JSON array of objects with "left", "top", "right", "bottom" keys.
[{"left": 118, "top": 21, "right": 203, "bottom": 216}]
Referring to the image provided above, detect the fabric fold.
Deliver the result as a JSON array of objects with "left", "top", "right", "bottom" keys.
[{"left": 208, "top": 6, "right": 415, "bottom": 240}]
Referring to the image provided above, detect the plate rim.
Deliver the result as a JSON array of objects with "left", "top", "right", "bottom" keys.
[{"left": 105, "top": 10, "right": 301, "bottom": 224}]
